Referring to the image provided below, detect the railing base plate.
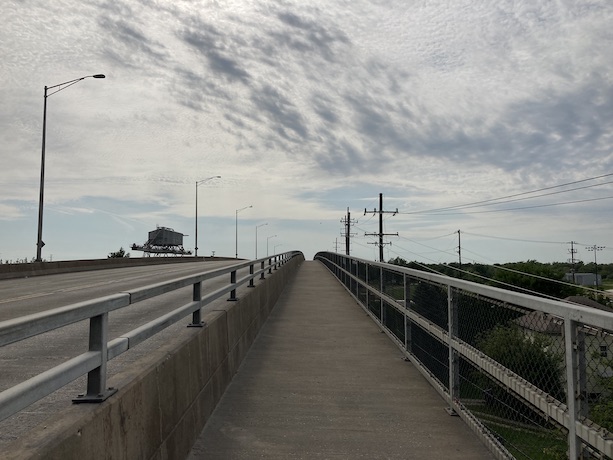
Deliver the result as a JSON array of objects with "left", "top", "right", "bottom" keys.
[{"left": 73, "top": 387, "right": 118, "bottom": 404}]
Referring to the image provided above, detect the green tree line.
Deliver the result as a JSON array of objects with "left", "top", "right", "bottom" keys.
[{"left": 388, "top": 257, "right": 613, "bottom": 303}]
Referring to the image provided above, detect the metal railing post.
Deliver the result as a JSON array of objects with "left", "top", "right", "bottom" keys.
[
  {"left": 365, "top": 262, "right": 370, "bottom": 311},
  {"left": 260, "top": 260, "right": 266, "bottom": 279},
  {"left": 228, "top": 269, "right": 238, "bottom": 301},
  {"left": 404, "top": 273, "right": 411, "bottom": 352},
  {"left": 248, "top": 263, "right": 255, "bottom": 287},
  {"left": 565, "top": 318, "right": 581, "bottom": 458},
  {"left": 73, "top": 312, "right": 117, "bottom": 403},
  {"left": 268, "top": 257, "right": 272, "bottom": 274},
  {"left": 188, "top": 281, "right": 204, "bottom": 327},
  {"left": 379, "top": 266, "right": 384, "bottom": 328},
  {"left": 446, "top": 285, "right": 459, "bottom": 416}
]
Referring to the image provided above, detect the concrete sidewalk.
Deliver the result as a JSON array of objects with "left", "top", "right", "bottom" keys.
[{"left": 188, "top": 261, "right": 493, "bottom": 459}]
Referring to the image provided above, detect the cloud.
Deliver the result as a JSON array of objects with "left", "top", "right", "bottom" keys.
[{"left": 1, "top": 0, "right": 613, "bottom": 262}]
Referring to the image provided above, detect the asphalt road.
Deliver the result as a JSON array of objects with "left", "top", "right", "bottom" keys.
[
  {"left": 0, "top": 260, "right": 241, "bottom": 321},
  {"left": 0, "top": 260, "right": 254, "bottom": 448}
]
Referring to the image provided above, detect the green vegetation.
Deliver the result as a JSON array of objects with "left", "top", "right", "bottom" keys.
[
  {"left": 482, "top": 422, "right": 567, "bottom": 460},
  {"left": 388, "top": 257, "right": 613, "bottom": 306},
  {"left": 477, "top": 325, "right": 564, "bottom": 400},
  {"left": 107, "top": 247, "right": 130, "bottom": 258}
]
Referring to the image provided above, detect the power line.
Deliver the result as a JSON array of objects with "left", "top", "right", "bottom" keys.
[
  {"left": 387, "top": 242, "right": 601, "bottom": 302},
  {"left": 461, "top": 231, "right": 568, "bottom": 245},
  {"left": 400, "top": 195, "right": 613, "bottom": 216},
  {"left": 397, "top": 172, "right": 613, "bottom": 215}
]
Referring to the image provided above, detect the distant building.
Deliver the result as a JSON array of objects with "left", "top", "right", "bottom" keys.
[
  {"left": 131, "top": 226, "right": 191, "bottom": 256},
  {"left": 564, "top": 272, "right": 602, "bottom": 286},
  {"left": 515, "top": 296, "right": 613, "bottom": 398}
]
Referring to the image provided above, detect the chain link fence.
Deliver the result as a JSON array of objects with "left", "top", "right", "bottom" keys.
[{"left": 319, "top": 253, "right": 613, "bottom": 460}]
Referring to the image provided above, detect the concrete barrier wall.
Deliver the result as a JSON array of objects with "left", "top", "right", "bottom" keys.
[
  {"left": 0, "top": 256, "right": 235, "bottom": 280},
  {"left": 3, "top": 254, "right": 304, "bottom": 460}
]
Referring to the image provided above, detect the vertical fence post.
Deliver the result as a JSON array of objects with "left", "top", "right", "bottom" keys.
[
  {"left": 228, "top": 269, "right": 238, "bottom": 301},
  {"left": 73, "top": 312, "right": 117, "bottom": 403},
  {"left": 365, "top": 262, "right": 369, "bottom": 311},
  {"left": 404, "top": 273, "right": 411, "bottom": 353},
  {"left": 446, "top": 285, "right": 459, "bottom": 415},
  {"left": 268, "top": 257, "right": 272, "bottom": 274},
  {"left": 248, "top": 263, "right": 255, "bottom": 287},
  {"left": 353, "top": 260, "right": 358, "bottom": 296},
  {"left": 379, "top": 266, "right": 384, "bottom": 328},
  {"left": 564, "top": 318, "right": 580, "bottom": 458},
  {"left": 260, "top": 260, "right": 266, "bottom": 280},
  {"left": 188, "top": 281, "right": 204, "bottom": 326},
  {"left": 577, "top": 329, "right": 588, "bottom": 419}
]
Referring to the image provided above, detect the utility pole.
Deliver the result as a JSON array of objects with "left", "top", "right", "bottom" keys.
[
  {"left": 587, "top": 245, "right": 605, "bottom": 290},
  {"left": 457, "top": 230, "right": 462, "bottom": 274},
  {"left": 340, "top": 207, "right": 358, "bottom": 256},
  {"left": 568, "top": 241, "right": 578, "bottom": 283},
  {"left": 364, "top": 193, "right": 398, "bottom": 262},
  {"left": 333, "top": 238, "right": 340, "bottom": 253}
]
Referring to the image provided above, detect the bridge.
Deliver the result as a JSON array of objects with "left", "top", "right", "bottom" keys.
[{"left": 1, "top": 253, "right": 613, "bottom": 459}]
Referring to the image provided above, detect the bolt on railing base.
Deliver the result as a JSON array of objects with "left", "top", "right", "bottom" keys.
[
  {"left": 187, "top": 321, "right": 205, "bottom": 328},
  {"left": 73, "top": 387, "right": 117, "bottom": 404}
]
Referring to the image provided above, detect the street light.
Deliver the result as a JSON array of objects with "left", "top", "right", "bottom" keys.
[
  {"left": 195, "top": 176, "right": 221, "bottom": 258},
  {"left": 266, "top": 234, "right": 277, "bottom": 257},
  {"left": 235, "top": 205, "right": 253, "bottom": 259},
  {"left": 255, "top": 223, "right": 268, "bottom": 259},
  {"left": 36, "top": 73, "right": 106, "bottom": 262}
]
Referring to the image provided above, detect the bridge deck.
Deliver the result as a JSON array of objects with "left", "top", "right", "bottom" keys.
[{"left": 188, "top": 261, "right": 493, "bottom": 459}]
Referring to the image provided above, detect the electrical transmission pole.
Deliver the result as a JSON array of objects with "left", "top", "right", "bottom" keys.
[
  {"left": 568, "top": 241, "right": 578, "bottom": 283},
  {"left": 457, "top": 230, "right": 462, "bottom": 276},
  {"left": 587, "top": 244, "right": 605, "bottom": 290},
  {"left": 340, "top": 207, "right": 357, "bottom": 256},
  {"left": 364, "top": 193, "right": 398, "bottom": 262}
]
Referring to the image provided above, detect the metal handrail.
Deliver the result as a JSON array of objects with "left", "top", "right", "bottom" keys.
[{"left": 0, "top": 251, "right": 302, "bottom": 422}]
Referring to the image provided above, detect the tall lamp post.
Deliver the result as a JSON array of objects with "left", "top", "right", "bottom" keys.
[
  {"left": 235, "top": 205, "right": 253, "bottom": 259},
  {"left": 36, "top": 74, "right": 106, "bottom": 262},
  {"left": 266, "top": 235, "right": 277, "bottom": 257},
  {"left": 195, "top": 176, "right": 221, "bottom": 258},
  {"left": 255, "top": 223, "right": 268, "bottom": 259}
]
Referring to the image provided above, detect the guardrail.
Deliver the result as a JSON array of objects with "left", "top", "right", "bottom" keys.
[
  {"left": 315, "top": 251, "right": 613, "bottom": 460},
  {"left": 0, "top": 252, "right": 301, "bottom": 423}
]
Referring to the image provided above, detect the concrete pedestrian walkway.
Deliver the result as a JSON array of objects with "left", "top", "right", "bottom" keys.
[{"left": 188, "top": 261, "right": 493, "bottom": 459}]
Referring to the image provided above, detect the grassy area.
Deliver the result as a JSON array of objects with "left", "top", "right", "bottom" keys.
[
  {"left": 484, "top": 422, "right": 567, "bottom": 460},
  {"left": 464, "top": 401, "right": 568, "bottom": 460},
  {"left": 600, "top": 279, "right": 613, "bottom": 291}
]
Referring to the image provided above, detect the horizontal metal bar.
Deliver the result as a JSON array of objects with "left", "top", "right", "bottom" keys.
[
  {"left": 107, "top": 337, "right": 129, "bottom": 360},
  {"left": 121, "top": 301, "right": 201, "bottom": 347},
  {"left": 0, "top": 351, "right": 100, "bottom": 422},
  {"left": 0, "top": 293, "right": 130, "bottom": 347},
  {"left": 127, "top": 270, "right": 226, "bottom": 303},
  {"left": 319, "top": 252, "right": 613, "bottom": 334}
]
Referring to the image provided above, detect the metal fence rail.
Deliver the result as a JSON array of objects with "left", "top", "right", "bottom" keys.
[
  {"left": 0, "top": 252, "right": 300, "bottom": 423},
  {"left": 315, "top": 252, "right": 613, "bottom": 460}
]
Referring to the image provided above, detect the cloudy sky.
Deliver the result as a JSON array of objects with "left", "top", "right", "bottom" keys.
[{"left": 1, "top": 0, "right": 612, "bottom": 265}]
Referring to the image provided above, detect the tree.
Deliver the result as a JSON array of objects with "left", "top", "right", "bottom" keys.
[
  {"left": 477, "top": 324, "right": 564, "bottom": 399},
  {"left": 108, "top": 247, "right": 130, "bottom": 258}
]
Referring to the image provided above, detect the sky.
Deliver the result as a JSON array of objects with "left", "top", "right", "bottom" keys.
[{"left": 1, "top": 0, "right": 612, "bottom": 265}]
